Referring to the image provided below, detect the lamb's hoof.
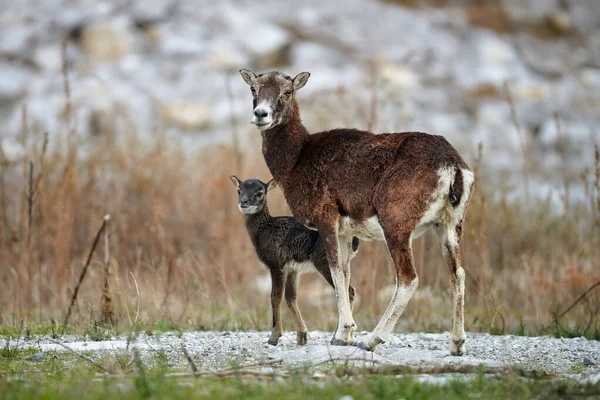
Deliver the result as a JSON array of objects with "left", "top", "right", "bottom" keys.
[
  {"left": 357, "top": 334, "right": 384, "bottom": 352},
  {"left": 297, "top": 331, "right": 308, "bottom": 346},
  {"left": 450, "top": 338, "right": 465, "bottom": 356}
]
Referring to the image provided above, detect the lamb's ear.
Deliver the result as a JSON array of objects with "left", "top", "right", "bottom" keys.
[
  {"left": 239, "top": 69, "right": 257, "bottom": 86},
  {"left": 266, "top": 179, "right": 278, "bottom": 193},
  {"left": 292, "top": 72, "right": 310, "bottom": 91},
  {"left": 230, "top": 175, "right": 242, "bottom": 187}
]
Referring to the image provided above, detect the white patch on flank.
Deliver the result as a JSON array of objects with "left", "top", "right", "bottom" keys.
[
  {"left": 338, "top": 215, "right": 385, "bottom": 241},
  {"left": 284, "top": 260, "right": 316, "bottom": 275}
]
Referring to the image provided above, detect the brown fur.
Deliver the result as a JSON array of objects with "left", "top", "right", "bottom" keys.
[{"left": 240, "top": 69, "right": 473, "bottom": 353}]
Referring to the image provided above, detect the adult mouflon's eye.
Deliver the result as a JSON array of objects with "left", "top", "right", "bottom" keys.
[
  {"left": 284, "top": 90, "right": 292, "bottom": 96},
  {"left": 237, "top": 189, "right": 241, "bottom": 194}
]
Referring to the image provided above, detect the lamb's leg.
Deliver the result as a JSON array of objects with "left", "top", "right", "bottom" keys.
[
  {"left": 284, "top": 270, "right": 308, "bottom": 345},
  {"left": 268, "top": 268, "right": 285, "bottom": 346},
  {"left": 316, "top": 255, "right": 357, "bottom": 311},
  {"left": 317, "top": 222, "right": 356, "bottom": 346}
]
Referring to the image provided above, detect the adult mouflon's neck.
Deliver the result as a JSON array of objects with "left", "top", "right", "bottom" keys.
[
  {"left": 261, "top": 102, "right": 308, "bottom": 182},
  {"left": 244, "top": 204, "right": 271, "bottom": 238}
]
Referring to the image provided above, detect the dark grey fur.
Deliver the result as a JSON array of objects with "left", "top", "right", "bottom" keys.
[{"left": 230, "top": 175, "right": 359, "bottom": 346}]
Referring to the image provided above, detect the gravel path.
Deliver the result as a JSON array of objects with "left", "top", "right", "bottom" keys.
[{"left": 9, "top": 331, "right": 600, "bottom": 380}]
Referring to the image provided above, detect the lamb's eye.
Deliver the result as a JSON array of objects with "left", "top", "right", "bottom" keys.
[
  {"left": 256, "top": 192, "right": 264, "bottom": 198},
  {"left": 284, "top": 90, "right": 293, "bottom": 96},
  {"left": 250, "top": 87, "right": 256, "bottom": 94}
]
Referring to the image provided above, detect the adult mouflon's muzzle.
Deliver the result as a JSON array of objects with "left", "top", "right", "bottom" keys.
[{"left": 251, "top": 102, "right": 273, "bottom": 130}]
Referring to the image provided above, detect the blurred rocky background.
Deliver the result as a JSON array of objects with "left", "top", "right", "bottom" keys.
[
  {"left": 1, "top": 0, "right": 599, "bottom": 203},
  {"left": 0, "top": 0, "right": 599, "bottom": 334}
]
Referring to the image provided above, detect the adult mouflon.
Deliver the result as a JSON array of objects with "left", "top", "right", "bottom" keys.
[
  {"left": 239, "top": 69, "right": 474, "bottom": 355},
  {"left": 231, "top": 175, "right": 359, "bottom": 346}
]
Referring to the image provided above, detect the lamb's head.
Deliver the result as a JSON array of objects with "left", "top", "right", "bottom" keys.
[
  {"left": 239, "top": 69, "right": 310, "bottom": 131},
  {"left": 229, "top": 175, "right": 277, "bottom": 214}
]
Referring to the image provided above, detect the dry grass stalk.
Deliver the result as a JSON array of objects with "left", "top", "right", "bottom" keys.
[
  {"left": 48, "top": 338, "right": 109, "bottom": 373},
  {"left": 553, "top": 113, "right": 570, "bottom": 210},
  {"left": 595, "top": 145, "right": 600, "bottom": 225},
  {"left": 101, "top": 215, "right": 114, "bottom": 325},
  {"left": 503, "top": 80, "right": 530, "bottom": 201},
  {"left": 181, "top": 344, "right": 198, "bottom": 373},
  {"left": 63, "top": 215, "right": 110, "bottom": 331}
]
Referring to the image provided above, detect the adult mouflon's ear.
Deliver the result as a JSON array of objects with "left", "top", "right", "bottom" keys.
[
  {"left": 239, "top": 69, "right": 257, "bottom": 86},
  {"left": 266, "top": 179, "right": 278, "bottom": 192},
  {"left": 230, "top": 175, "right": 242, "bottom": 187},
  {"left": 292, "top": 72, "right": 310, "bottom": 91}
]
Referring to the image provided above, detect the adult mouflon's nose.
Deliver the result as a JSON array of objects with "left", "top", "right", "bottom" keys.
[{"left": 254, "top": 108, "right": 268, "bottom": 119}]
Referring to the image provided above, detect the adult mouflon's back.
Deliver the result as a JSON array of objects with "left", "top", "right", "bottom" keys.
[{"left": 239, "top": 69, "right": 474, "bottom": 356}]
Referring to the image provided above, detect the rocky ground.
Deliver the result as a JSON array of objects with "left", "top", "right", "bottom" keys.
[{"left": 6, "top": 331, "right": 600, "bottom": 382}]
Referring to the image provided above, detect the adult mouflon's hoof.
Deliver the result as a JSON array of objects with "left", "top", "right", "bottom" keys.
[
  {"left": 450, "top": 338, "right": 465, "bottom": 356},
  {"left": 357, "top": 334, "right": 385, "bottom": 352},
  {"left": 297, "top": 331, "right": 308, "bottom": 346}
]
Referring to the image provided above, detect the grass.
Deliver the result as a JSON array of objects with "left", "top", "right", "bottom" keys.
[{"left": 0, "top": 367, "right": 598, "bottom": 400}]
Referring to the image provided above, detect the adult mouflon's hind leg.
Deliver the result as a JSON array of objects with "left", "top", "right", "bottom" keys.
[
  {"left": 436, "top": 221, "right": 467, "bottom": 356},
  {"left": 268, "top": 268, "right": 286, "bottom": 346},
  {"left": 358, "top": 230, "right": 418, "bottom": 351},
  {"left": 284, "top": 270, "right": 309, "bottom": 345}
]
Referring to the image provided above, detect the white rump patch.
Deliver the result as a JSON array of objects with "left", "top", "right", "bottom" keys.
[
  {"left": 413, "top": 167, "right": 474, "bottom": 239},
  {"left": 339, "top": 215, "right": 385, "bottom": 241}
]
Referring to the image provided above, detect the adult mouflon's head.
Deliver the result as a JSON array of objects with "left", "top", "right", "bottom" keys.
[
  {"left": 239, "top": 69, "right": 310, "bottom": 131},
  {"left": 229, "top": 175, "right": 277, "bottom": 214}
]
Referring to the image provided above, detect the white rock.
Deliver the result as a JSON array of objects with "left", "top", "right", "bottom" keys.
[
  {"left": 0, "top": 25, "right": 35, "bottom": 54},
  {"left": 378, "top": 63, "right": 419, "bottom": 89},
  {"left": 477, "top": 34, "right": 517, "bottom": 64},
  {"left": 34, "top": 44, "right": 63, "bottom": 71},
  {"left": 290, "top": 42, "right": 343, "bottom": 68},
  {"left": 580, "top": 69, "right": 600, "bottom": 89},
  {"left": 0, "top": 63, "right": 29, "bottom": 105},
  {"left": 80, "top": 21, "right": 133, "bottom": 61},
  {"left": 501, "top": 0, "right": 559, "bottom": 22},
  {"left": 160, "top": 100, "right": 213, "bottom": 131},
  {"left": 236, "top": 23, "right": 291, "bottom": 69}
]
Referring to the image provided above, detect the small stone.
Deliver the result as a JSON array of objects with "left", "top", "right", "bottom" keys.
[
  {"left": 547, "top": 11, "right": 572, "bottom": 34},
  {"left": 339, "top": 396, "right": 354, "bottom": 400},
  {"left": 27, "top": 352, "right": 45, "bottom": 362},
  {"left": 583, "top": 357, "right": 596, "bottom": 366}
]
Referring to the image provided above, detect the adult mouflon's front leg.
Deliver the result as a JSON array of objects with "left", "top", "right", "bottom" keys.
[{"left": 318, "top": 223, "right": 357, "bottom": 346}]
